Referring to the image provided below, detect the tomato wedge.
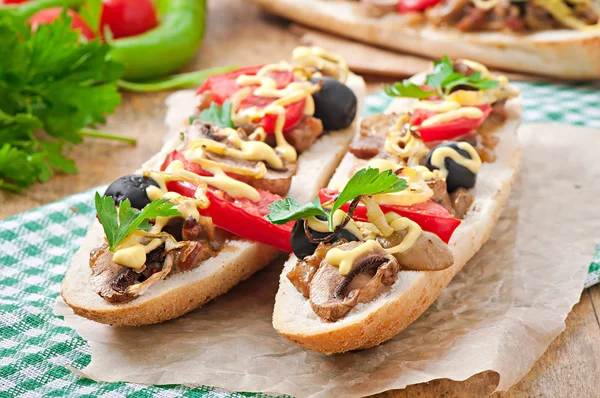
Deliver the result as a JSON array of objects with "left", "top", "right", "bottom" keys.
[
  {"left": 318, "top": 188, "right": 461, "bottom": 243},
  {"left": 161, "top": 153, "right": 293, "bottom": 252},
  {"left": 398, "top": 0, "right": 442, "bottom": 13},
  {"left": 197, "top": 65, "right": 306, "bottom": 134},
  {"left": 100, "top": 0, "right": 159, "bottom": 40},
  {"left": 411, "top": 104, "right": 492, "bottom": 142},
  {"left": 167, "top": 180, "right": 292, "bottom": 253}
]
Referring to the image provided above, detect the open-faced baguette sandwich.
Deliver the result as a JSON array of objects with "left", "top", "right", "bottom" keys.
[
  {"left": 267, "top": 57, "right": 522, "bottom": 353},
  {"left": 61, "top": 47, "right": 366, "bottom": 326},
  {"left": 248, "top": 0, "right": 600, "bottom": 80}
]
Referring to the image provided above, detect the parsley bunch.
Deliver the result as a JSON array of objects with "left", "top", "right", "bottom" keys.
[
  {"left": 266, "top": 168, "right": 408, "bottom": 231},
  {"left": 0, "top": 13, "right": 123, "bottom": 192},
  {"left": 385, "top": 56, "right": 499, "bottom": 100}
]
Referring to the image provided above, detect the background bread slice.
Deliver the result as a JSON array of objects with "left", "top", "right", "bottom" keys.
[
  {"left": 248, "top": 0, "right": 600, "bottom": 80},
  {"left": 61, "top": 74, "right": 366, "bottom": 326},
  {"left": 272, "top": 94, "right": 523, "bottom": 354}
]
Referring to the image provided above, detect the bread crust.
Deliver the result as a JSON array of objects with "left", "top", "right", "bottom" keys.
[
  {"left": 248, "top": 0, "right": 600, "bottom": 80},
  {"left": 61, "top": 74, "right": 366, "bottom": 326},
  {"left": 272, "top": 94, "right": 522, "bottom": 354}
]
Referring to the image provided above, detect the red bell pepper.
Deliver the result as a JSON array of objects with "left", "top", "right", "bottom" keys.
[
  {"left": 161, "top": 152, "right": 293, "bottom": 252},
  {"left": 196, "top": 65, "right": 306, "bottom": 134},
  {"left": 318, "top": 188, "right": 461, "bottom": 243},
  {"left": 398, "top": 0, "right": 442, "bottom": 13},
  {"left": 411, "top": 104, "right": 492, "bottom": 142},
  {"left": 167, "top": 181, "right": 292, "bottom": 253}
]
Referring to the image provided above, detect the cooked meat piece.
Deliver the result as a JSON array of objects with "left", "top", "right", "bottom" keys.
[
  {"left": 349, "top": 135, "right": 386, "bottom": 159},
  {"left": 173, "top": 241, "right": 212, "bottom": 272},
  {"left": 182, "top": 215, "right": 215, "bottom": 242},
  {"left": 378, "top": 230, "right": 454, "bottom": 271},
  {"left": 426, "top": 0, "right": 470, "bottom": 25},
  {"left": 185, "top": 120, "right": 242, "bottom": 147},
  {"left": 574, "top": 3, "right": 599, "bottom": 25},
  {"left": 288, "top": 247, "right": 326, "bottom": 298},
  {"left": 427, "top": 178, "right": 455, "bottom": 215},
  {"left": 233, "top": 159, "right": 298, "bottom": 196},
  {"left": 360, "top": 113, "right": 399, "bottom": 139},
  {"left": 524, "top": 2, "right": 555, "bottom": 30},
  {"left": 196, "top": 91, "right": 214, "bottom": 112},
  {"left": 283, "top": 116, "right": 324, "bottom": 153},
  {"left": 483, "top": 99, "right": 508, "bottom": 127},
  {"left": 360, "top": 0, "right": 397, "bottom": 17},
  {"left": 426, "top": 179, "right": 474, "bottom": 219},
  {"left": 456, "top": 6, "right": 488, "bottom": 31},
  {"left": 453, "top": 61, "right": 476, "bottom": 77},
  {"left": 308, "top": 241, "right": 399, "bottom": 322},
  {"left": 450, "top": 188, "right": 474, "bottom": 219}
]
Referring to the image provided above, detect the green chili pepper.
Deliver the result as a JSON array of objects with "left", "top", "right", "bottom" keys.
[
  {"left": 108, "top": 0, "right": 206, "bottom": 81},
  {"left": 118, "top": 65, "right": 239, "bottom": 92}
]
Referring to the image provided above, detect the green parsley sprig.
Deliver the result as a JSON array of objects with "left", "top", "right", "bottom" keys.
[
  {"left": 95, "top": 193, "right": 182, "bottom": 252},
  {"left": 384, "top": 56, "right": 499, "bottom": 100},
  {"left": 0, "top": 12, "right": 125, "bottom": 191},
  {"left": 266, "top": 168, "right": 408, "bottom": 231},
  {"left": 193, "top": 100, "right": 234, "bottom": 128}
]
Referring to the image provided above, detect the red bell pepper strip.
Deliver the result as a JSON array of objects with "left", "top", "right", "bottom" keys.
[
  {"left": 411, "top": 104, "right": 492, "bottom": 142},
  {"left": 318, "top": 188, "right": 461, "bottom": 243},
  {"left": 196, "top": 65, "right": 306, "bottom": 134},
  {"left": 398, "top": 0, "right": 442, "bottom": 13},
  {"left": 161, "top": 152, "right": 293, "bottom": 252},
  {"left": 167, "top": 180, "right": 293, "bottom": 253}
]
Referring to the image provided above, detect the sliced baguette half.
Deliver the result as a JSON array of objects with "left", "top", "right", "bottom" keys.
[
  {"left": 248, "top": 0, "right": 600, "bottom": 80},
  {"left": 60, "top": 74, "right": 366, "bottom": 327},
  {"left": 272, "top": 93, "right": 522, "bottom": 354}
]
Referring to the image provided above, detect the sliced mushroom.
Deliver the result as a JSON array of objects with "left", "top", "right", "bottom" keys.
[
  {"left": 309, "top": 242, "right": 399, "bottom": 322},
  {"left": 378, "top": 230, "right": 454, "bottom": 271}
]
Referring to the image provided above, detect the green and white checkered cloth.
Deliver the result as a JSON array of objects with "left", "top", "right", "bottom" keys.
[{"left": 1, "top": 82, "right": 599, "bottom": 397}]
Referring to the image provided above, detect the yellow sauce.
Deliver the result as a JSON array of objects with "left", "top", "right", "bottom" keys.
[
  {"left": 413, "top": 100, "right": 461, "bottom": 113},
  {"left": 430, "top": 142, "right": 482, "bottom": 177},
  {"left": 421, "top": 107, "right": 484, "bottom": 127},
  {"left": 112, "top": 232, "right": 163, "bottom": 270},
  {"left": 292, "top": 46, "right": 349, "bottom": 83},
  {"left": 324, "top": 210, "right": 422, "bottom": 275},
  {"left": 306, "top": 210, "right": 363, "bottom": 239}
]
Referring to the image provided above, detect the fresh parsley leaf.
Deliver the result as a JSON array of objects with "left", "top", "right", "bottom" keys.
[
  {"left": 95, "top": 193, "right": 182, "bottom": 251},
  {"left": 265, "top": 196, "right": 328, "bottom": 225},
  {"left": 328, "top": 168, "right": 407, "bottom": 230},
  {"left": 384, "top": 80, "right": 436, "bottom": 99},
  {"left": 0, "top": 12, "right": 124, "bottom": 191},
  {"left": 386, "top": 55, "right": 499, "bottom": 100},
  {"left": 198, "top": 100, "right": 234, "bottom": 129},
  {"left": 425, "top": 56, "right": 455, "bottom": 95},
  {"left": 80, "top": 0, "right": 103, "bottom": 35}
]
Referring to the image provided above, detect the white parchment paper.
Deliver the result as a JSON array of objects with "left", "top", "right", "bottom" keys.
[{"left": 54, "top": 123, "right": 600, "bottom": 397}]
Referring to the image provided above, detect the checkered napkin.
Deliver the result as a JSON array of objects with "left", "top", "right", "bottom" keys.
[{"left": 1, "top": 82, "right": 599, "bottom": 397}]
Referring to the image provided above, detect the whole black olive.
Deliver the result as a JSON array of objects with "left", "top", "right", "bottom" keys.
[
  {"left": 104, "top": 174, "right": 160, "bottom": 209},
  {"left": 425, "top": 142, "right": 477, "bottom": 193},
  {"left": 311, "top": 77, "right": 357, "bottom": 131},
  {"left": 290, "top": 217, "right": 360, "bottom": 259}
]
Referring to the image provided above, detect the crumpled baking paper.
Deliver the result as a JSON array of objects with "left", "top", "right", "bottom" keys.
[{"left": 54, "top": 123, "right": 599, "bottom": 397}]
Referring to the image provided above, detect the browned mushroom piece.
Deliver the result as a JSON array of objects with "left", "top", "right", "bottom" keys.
[
  {"left": 378, "top": 230, "right": 454, "bottom": 271},
  {"left": 309, "top": 242, "right": 400, "bottom": 322}
]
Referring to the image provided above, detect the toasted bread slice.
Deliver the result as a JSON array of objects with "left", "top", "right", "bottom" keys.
[
  {"left": 248, "top": 0, "right": 600, "bottom": 80},
  {"left": 272, "top": 93, "right": 522, "bottom": 354},
  {"left": 60, "top": 74, "right": 366, "bottom": 326}
]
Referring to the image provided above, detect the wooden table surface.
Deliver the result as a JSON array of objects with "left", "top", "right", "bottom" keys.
[{"left": 2, "top": 0, "right": 599, "bottom": 396}]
